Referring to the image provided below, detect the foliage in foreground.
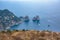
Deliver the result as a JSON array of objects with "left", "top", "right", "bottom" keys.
[{"left": 0, "top": 30, "right": 60, "bottom": 40}]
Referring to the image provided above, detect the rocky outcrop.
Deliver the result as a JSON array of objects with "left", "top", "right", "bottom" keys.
[{"left": 0, "top": 9, "right": 20, "bottom": 30}]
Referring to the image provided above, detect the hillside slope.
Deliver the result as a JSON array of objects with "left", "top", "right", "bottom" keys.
[
  {"left": 0, "top": 30, "right": 60, "bottom": 40},
  {"left": 0, "top": 9, "right": 20, "bottom": 30}
]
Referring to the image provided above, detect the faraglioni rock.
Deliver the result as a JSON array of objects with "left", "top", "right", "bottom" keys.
[{"left": 0, "top": 9, "right": 21, "bottom": 30}]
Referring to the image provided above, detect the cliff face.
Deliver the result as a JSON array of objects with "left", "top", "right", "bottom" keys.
[
  {"left": 0, "top": 9, "right": 20, "bottom": 30},
  {"left": 0, "top": 30, "right": 60, "bottom": 40}
]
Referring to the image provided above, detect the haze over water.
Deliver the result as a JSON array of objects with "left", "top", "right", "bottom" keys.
[{"left": 0, "top": 0, "right": 60, "bottom": 32}]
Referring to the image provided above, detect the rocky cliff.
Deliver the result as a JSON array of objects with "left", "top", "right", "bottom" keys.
[{"left": 0, "top": 9, "right": 20, "bottom": 30}]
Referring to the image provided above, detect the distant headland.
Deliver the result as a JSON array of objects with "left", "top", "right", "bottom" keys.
[{"left": 0, "top": 9, "right": 21, "bottom": 30}]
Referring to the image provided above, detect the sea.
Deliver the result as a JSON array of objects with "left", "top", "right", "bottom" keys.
[{"left": 0, "top": 1, "right": 60, "bottom": 32}]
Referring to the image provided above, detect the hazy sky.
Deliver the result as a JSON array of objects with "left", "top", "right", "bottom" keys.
[
  {"left": 0, "top": 0, "right": 59, "bottom": 2},
  {"left": 0, "top": 0, "right": 60, "bottom": 17}
]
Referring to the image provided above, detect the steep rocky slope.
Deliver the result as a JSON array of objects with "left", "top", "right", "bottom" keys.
[{"left": 0, "top": 9, "right": 20, "bottom": 30}]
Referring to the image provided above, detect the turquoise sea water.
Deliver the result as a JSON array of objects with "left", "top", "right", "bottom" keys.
[{"left": 0, "top": 1, "right": 60, "bottom": 32}]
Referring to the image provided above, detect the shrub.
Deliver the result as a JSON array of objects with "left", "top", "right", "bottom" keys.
[
  {"left": 7, "top": 29, "right": 12, "bottom": 33},
  {"left": 22, "top": 29, "right": 25, "bottom": 31},
  {"left": 1, "top": 31, "right": 6, "bottom": 33}
]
